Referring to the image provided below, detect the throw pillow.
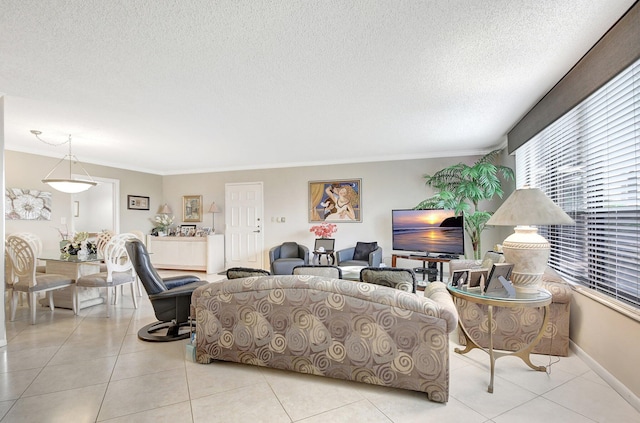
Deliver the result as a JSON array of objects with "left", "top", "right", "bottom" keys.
[{"left": 353, "top": 242, "right": 378, "bottom": 261}]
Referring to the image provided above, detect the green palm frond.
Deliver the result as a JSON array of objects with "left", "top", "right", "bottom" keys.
[{"left": 416, "top": 149, "right": 513, "bottom": 258}]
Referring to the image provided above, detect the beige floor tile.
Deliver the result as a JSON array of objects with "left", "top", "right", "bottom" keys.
[
  {"left": 2, "top": 383, "right": 107, "bottom": 423},
  {"left": 543, "top": 376, "right": 640, "bottom": 423},
  {"left": 261, "top": 367, "right": 365, "bottom": 421},
  {"left": 580, "top": 369, "right": 611, "bottom": 387},
  {"left": 0, "top": 368, "right": 41, "bottom": 401},
  {"left": 98, "top": 400, "right": 193, "bottom": 423},
  {"left": 297, "top": 399, "right": 392, "bottom": 422},
  {"left": 492, "top": 355, "right": 578, "bottom": 395},
  {"left": 191, "top": 382, "right": 290, "bottom": 423},
  {"left": 0, "top": 400, "right": 15, "bottom": 420},
  {"left": 48, "top": 342, "right": 122, "bottom": 366},
  {"left": 0, "top": 345, "right": 59, "bottom": 373},
  {"left": 450, "top": 363, "right": 537, "bottom": 419},
  {"left": 110, "top": 344, "right": 185, "bottom": 381},
  {"left": 186, "top": 360, "right": 267, "bottom": 399},
  {"left": 98, "top": 367, "right": 189, "bottom": 421},
  {"left": 360, "top": 383, "right": 486, "bottom": 423},
  {"left": 22, "top": 356, "right": 117, "bottom": 397},
  {"left": 493, "top": 396, "right": 593, "bottom": 423}
]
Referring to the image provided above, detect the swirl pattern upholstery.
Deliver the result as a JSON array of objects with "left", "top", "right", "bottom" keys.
[
  {"left": 360, "top": 267, "right": 417, "bottom": 293},
  {"left": 193, "top": 275, "right": 458, "bottom": 403},
  {"left": 451, "top": 258, "right": 571, "bottom": 356}
]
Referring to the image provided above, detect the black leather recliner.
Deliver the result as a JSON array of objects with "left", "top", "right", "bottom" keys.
[{"left": 125, "top": 238, "right": 208, "bottom": 342}]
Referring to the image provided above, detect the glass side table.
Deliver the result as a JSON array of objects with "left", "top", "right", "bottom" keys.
[{"left": 447, "top": 283, "right": 552, "bottom": 393}]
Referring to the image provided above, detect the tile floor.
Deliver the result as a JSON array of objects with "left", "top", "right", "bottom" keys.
[{"left": 1, "top": 272, "right": 639, "bottom": 422}]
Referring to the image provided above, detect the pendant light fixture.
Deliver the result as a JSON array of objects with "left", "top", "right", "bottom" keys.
[{"left": 31, "top": 130, "right": 97, "bottom": 193}]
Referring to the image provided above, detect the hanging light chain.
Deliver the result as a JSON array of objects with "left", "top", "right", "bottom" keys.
[{"left": 30, "top": 130, "right": 72, "bottom": 147}]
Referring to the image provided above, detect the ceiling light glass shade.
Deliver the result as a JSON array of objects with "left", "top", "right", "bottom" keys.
[
  {"left": 33, "top": 130, "right": 97, "bottom": 194},
  {"left": 42, "top": 178, "right": 97, "bottom": 193},
  {"left": 487, "top": 187, "right": 575, "bottom": 294}
]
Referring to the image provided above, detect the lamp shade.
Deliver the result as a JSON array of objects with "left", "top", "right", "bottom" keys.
[
  {"left": 158, "top": 204, "right": 172, "bottom": 214},
  {"left": 208, "top": 202, "right": 220, "bottom": 213},
  {"left": 487, "top": 187, "right": 575, "bottom": 226}
]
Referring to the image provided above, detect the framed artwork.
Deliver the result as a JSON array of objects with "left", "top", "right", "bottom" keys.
[
  {"left": 5, "top": 188, "right": 52, "bottom": 220},
  {"left": 183, "top": 195, "right": 203, "bottom": 222},
  {"left": 127, "top": 195, "right": 150, "bottom": 210},
  {"left": 309, "top": 179, "right": 361, "bottom": 222}
]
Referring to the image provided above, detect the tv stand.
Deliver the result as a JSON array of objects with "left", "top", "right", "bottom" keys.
[{"left": 391, "top": 253, "right": 456, "bottom": 289}]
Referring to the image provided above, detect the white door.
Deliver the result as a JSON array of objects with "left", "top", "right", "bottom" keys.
[{"left": 225, "top": 182, "right": 264, "bottom": 270}]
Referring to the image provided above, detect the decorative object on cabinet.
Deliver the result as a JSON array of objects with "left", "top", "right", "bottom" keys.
[
  {"left": 5, "top": 188, "right": 52, "bottom": 220},
  {"left": 180, "top": 224, "right": 196, "bottom": 236},
  {"left": 486, "top": 186, "right": 574, "bottom": 294},
  {"left": 127, "top": 195, "right": 150, "bottom": 210},
  {"left": 31, "top": 130, "right": 97, "bottom": 193},
  {"left": 158, "top": 203, "right": 172, "bottom": 214},
  {"left": 183, "top": 195, "right": 203, "bottom": 222},
  {"left": 309, "top": 179, "right": 361, "bottom": 222}
]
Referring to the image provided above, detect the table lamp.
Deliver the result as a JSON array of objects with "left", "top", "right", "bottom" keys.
[
  {"left": 208, "top": 202, "right": 220, "bottom": 233},
  {"left": 486, "top": 186, "right": 574, "bottom": 294}
]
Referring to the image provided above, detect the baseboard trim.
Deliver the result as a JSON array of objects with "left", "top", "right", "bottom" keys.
[{"left": 570, "top": 340, "right": 640, "bottom": 413}]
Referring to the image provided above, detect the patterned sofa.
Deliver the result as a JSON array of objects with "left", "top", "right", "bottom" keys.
[
  {"left": 193, "top": 274, "right": 458, "bottom": 403},
  {"left": 450, "top": 256, "right": 572, "bottom": 356}
]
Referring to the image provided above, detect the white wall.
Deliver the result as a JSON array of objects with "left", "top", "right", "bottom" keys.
[
  {"left": 161, "top": 154, "right": 510, "bottom": 268},
  {"left": 5, "top": 150, "right": 162, "bottom": 250}
]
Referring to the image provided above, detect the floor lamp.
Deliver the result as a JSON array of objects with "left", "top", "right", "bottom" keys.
[{"left": 486, "top": 187, "right": 574, "bottom": 294}]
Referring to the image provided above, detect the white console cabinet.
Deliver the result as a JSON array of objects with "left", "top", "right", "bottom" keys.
[{"left": 146, "top": 234, "right": 224, "bottom": 274}]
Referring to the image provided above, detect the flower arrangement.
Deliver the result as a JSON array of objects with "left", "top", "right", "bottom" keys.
[
  {"left": 60, "top": 231, "right": 97, "bottom": 256},
  {"left": 152, "top": 214, "right": 174, "bottom": 231},
  {"left": 309, "top": 222, "right": 338, "bottom": 238}
]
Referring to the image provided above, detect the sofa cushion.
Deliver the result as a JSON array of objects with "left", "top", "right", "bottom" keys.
[
  {"left": 353, "top": 242, "right": 377, "bottom": 261},
  {"left": 279, "top": 242, "right": 299, "bottom": 258}
]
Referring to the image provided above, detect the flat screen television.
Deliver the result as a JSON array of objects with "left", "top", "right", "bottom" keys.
[{"left": 392, "top": 209, "right": 465, "bottom": 256}]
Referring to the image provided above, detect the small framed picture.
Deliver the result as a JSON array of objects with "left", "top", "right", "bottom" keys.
[
  {"left": 183, "top": 195, "right": 202, "bottom": 222},
  {"left": 468, "top": 269, "right": 489, "bottom": 288},
  {"left": 485, "top": 263, "right": 515, "bottom": 296},
  {"left": 180, "top": 224, "right": 196, "bottom": 236},
  {"left": 127, "top": 195, "right": 150, "bottom": 210},
  {"left": 451, "top": 270, "right": 468, "bottom": 287}
]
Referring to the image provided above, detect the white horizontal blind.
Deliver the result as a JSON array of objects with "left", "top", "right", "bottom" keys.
[{"left": 515, "top": 57, "right": 640, "bottom": 308}]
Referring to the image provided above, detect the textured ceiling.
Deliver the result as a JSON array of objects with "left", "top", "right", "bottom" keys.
[{"left": 0, "top": 0, "right": 635, "bottom": 175}]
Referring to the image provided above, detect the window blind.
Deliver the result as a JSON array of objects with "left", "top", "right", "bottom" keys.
[{"left": 515, "top": 57, "right": 639, "bottom": 308}]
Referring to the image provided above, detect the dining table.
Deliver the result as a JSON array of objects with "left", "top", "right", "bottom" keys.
[{"left": 38, "top": 252, "right": 105, "bottom": 310}]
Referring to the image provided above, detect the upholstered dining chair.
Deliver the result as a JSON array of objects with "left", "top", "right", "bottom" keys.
[
  {"left": 75, "top": 233, "right": 138, "bottom": 317},
  {"left": 360, "top": 267, "right": 417, "bottom": 293},
  {"left": 293, "top": 265, "right": 342, "bottom": 279},
  {"left": 226, "top": 267, "right": 271, "bottom": 279},
  {"left": 6, "top": 234, "right": 75, "bottom": 324}
]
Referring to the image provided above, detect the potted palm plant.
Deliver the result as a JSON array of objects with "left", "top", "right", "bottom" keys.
[{"left": 415, "top": 149, "right": 514, "bottom": 260}]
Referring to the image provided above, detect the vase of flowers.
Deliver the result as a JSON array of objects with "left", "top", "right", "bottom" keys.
[
  {"left": 309, "top": 222, "right": 338, "bottom": 239},
  {"left": 152, "top": 214, "right": 174, "bottom": 236},
  {"left": 60, "top": 231, "right": 97, "bottom": 256}
]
